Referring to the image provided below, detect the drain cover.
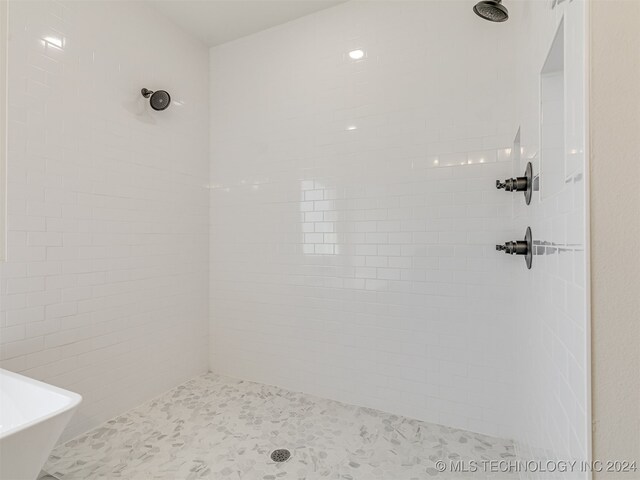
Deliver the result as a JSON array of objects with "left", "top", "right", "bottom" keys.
[{"left": 270, "top": 448, "right": 291, "bottom": 463}]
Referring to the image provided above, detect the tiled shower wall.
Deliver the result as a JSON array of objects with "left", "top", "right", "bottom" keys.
[
  {"left": 209, "top": 1, "right": 521, "bottom": 438},
  {"left": 510, "top": 0, "right": 589, "bottom": 472},
  {"left": 0, "top": 1, "right": 209, "bottom": 439}
]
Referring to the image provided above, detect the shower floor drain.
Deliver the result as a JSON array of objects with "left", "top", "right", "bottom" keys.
[{"left": 270, "top": 448, "right": 291, "bottom": 463}]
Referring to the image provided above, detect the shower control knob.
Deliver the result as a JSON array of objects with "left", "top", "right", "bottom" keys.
[
  {"left": 496, "top": 177, "right": 527, "bottom": 192},
  {"left": 496, "top": 227, "right": 533, "bottom": 269},
  {"left": 495, "top": 240, "right": 528, "bottom": 255},
  {"left": 496, "top": 162, "right": 534, "bottom": 205}
]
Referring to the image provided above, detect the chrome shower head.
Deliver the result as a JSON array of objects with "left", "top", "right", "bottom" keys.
[
  {"left": 473, "top": 0, "right": 509, "bottom": 22},
  {"left": 141, "top": 88, "right": 171, "bottom": 111}
]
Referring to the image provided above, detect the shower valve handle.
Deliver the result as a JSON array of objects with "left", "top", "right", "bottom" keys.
[
  {"left": 496, "top": 240, "right": 528, "bottom": 255},
  {"left": 495, "top": 162, "right": 534, "bottom": 205},
  {"left": 496, "top": 177, "right": 527, "bottom": 192},
  {"left": 496, "top": 226, "right": 533, "bottom": 269}
]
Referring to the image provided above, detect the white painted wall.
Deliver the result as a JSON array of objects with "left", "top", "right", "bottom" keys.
[
  {"left": 590, "top": 0, "right": 640, "bottom": 474},
  {"left": 1, "top": 1, "right": 6, "bottom": 262},
  {"left": 0, "top": 0, "right": 209, "bottom": 439},
  {"left": 209, "top": 0, "right": 521, "bottom": 438},
  {"left": 510, "top": 0, "right": 590, "bottom": 473}
]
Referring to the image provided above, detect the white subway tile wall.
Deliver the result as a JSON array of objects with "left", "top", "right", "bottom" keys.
[
  {"left": 0, "top": 1, "right": 209, "bottom": 439},
  {"left": 209, "top": 1, "right": 521, "bottom": 438},
  {"left": 511, "top": 0, "right": 589, "bottom": 473}
]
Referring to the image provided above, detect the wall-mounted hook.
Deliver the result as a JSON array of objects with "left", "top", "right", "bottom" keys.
[
  {"left": 496, "top": 162, "right": 534, "bottom": 205},
  {"left": 496, "top": 226, "right": 533, "bottom": 269}
]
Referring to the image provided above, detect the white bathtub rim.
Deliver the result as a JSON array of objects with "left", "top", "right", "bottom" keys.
[{"left": 0, "top": 368, "right": 82, "bottom": 440}]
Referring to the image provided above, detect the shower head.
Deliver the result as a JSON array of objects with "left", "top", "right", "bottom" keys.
[
  {"left": 141, "top": 88, "right": 171, "bottom": 111},
  {"left": 473, "top": 0, "right": 509, "bottom": 22}
]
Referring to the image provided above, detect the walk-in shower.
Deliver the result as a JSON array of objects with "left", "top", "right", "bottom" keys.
[{"left": 0, "top": 0, "right": 592, "bottom": 478}]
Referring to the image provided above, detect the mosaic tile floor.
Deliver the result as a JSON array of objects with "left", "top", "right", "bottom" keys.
[{"left": 45, "top": 373, "right": 517, "bottom": 479}]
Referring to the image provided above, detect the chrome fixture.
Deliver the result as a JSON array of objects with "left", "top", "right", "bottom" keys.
[
  {"left": 496, "top": 161, "right": 534, "bottom": 205},
  {"left": 496, "top": 227, "right": 533, "bottom": 269},
  {"left": 473, "top": 0, "right": 509, "bottom": 22},
  {"left": 141, "top": 88, "right": 171, "bottom": 111}
]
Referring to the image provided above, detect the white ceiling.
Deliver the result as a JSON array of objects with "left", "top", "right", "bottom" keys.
[{"left": 148, "top": 0, "right": 347, "bottom": 47}]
